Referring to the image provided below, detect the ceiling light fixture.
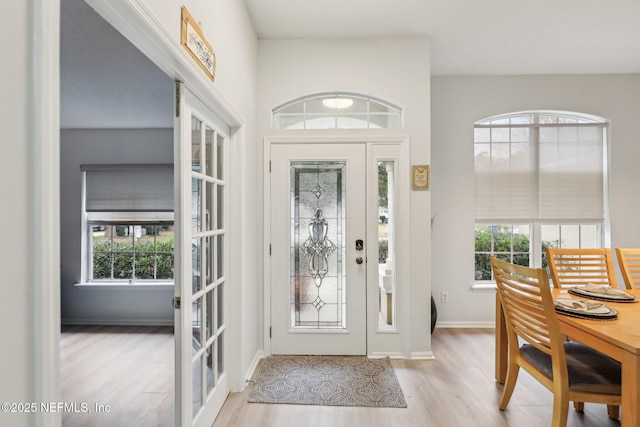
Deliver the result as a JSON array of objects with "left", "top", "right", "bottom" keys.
[{"left": 322, "top": 97, "right": 354, "bottom": 109}]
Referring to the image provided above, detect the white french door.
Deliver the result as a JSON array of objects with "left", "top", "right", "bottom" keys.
[
  {"left": 175, "top": 82, "right": 229, "bottom": 427},
  {"left": 270, "top": 143, "right": 367, "bottom": 355}
]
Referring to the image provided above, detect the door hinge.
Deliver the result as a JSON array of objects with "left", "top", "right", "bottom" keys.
[
  {"left": 269, "top": 244, "right": 272, "bottom": 255},
  {"left": 269, "top": 327, "right": 272, "bottom": 338},
  {"left": 173, "top": 296, "right": 181, "bottom": 309},
  {"left": 174, "top": 80, "right": 181, "bottom": 117},
  {"left": 269, "top": 161, "right": 271, "bottom": 173}
]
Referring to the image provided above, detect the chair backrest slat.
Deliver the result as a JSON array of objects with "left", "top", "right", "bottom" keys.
[
  {"left": 492, "top": 257, "right": 563, "bottom": 360},
  {"left": 616, "top": 248, "right": 640, "bottom": 289},
  {"left": 546, "top": 248, "right": 617, "bottom": 289}
]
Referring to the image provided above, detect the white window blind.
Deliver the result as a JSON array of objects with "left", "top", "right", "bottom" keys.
[
  {"left": 474, "top": 113, "right": 606, "bottom": 222},
  {"left": 538, "top": 125, "right": 603, "bottom": 219},
  {"left": 82, "top": 164, "right": 174, "bottom": 220}
]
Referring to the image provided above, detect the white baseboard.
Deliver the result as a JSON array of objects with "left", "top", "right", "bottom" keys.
[
  {"left": 410, "top": 351, "right": 435, "bottom": 360},
  {"left": 369, "top": 351, "right": 406, "bottom": 359},
  {"left": 61, "top": 318, "right": 174, "bottom": 326},
  {"left": 242, "top": 350, "right": 265, "bottom": 390},
  {"left": 435, "top": 321, "right": 495, "bottom": 329},
  {"left": 370, "top": 351, "right": 436, "bottom": 360}
]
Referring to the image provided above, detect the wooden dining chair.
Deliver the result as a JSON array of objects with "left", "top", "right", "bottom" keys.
[
  {"left": 545, "top": 248, "right": 618, "bottom": 289},
  {"left": 615, "top": 248, "right": 640, "bottom": 289},
  {"left": 491, "top": 257, "right": 621, "bottom": 426}
]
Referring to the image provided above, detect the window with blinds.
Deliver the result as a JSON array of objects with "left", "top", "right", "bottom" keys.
[
  {"left": 82, "top": 164, "right": 174, "bottom": 223},
  {"left": 473, "top": 112, "right": 609, "bottom": 281},
  {"left": 82, "top": 164, "right": 175, "bottom": 282}
]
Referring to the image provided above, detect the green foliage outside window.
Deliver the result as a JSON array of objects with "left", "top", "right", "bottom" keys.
[
  {"left": 475, "top": 225, "right": 551, "bottom": 280},
  {"left": 92, "top": 240, "right": 174, "bottom": 280},
  {"left": 378, "top": 164, "right": 388, "bottom": 209},
  {"left": 378, "top": 239, "right": 388, "bottom": 263}
]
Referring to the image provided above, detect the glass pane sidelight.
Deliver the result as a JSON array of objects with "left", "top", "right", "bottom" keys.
[
  {"left": 290, "top": 162, "right": 346, "bottom": 328},
  {"left": 377, "top": 162, "right": 396, "bottom": 330}
]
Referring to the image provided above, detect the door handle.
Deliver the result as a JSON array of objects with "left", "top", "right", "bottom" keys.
[{"left": 356, "top": 257, "right": 364, "bottom": 265}]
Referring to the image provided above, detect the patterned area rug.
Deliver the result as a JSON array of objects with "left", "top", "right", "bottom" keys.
[{"left": 248, "top": 355, "right": 407, "bottom": 408}]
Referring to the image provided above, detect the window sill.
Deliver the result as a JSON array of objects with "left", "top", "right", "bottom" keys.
[
  {"left": 471, "top": 282, "right": 497, "bottom": 293},
  {"left": 75, "top": 281, "right": 174, "bottom": 291}
]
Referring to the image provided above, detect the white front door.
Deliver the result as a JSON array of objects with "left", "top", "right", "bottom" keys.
[
  {"left": 175, "top": 83, "right": 229, "bottom": 426},
  {"left": 270, "top": 143, "right": 367, "bottom": 355}
]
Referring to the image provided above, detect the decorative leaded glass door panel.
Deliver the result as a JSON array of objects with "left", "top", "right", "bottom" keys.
[{"left": 270, "top": 143, "right": 367, "bottom": 355}]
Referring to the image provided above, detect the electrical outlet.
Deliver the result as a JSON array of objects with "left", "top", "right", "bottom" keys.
[{"left": 441, "top": 291, "right": 448, "bottom": 303}]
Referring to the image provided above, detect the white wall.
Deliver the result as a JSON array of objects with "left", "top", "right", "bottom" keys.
[
  {"left": 60, "top": 128, "right": 175, "bottom": 324},
  {"left": 431, "top": 74, "right": 640, "bottom": 326},
  {"left": 258, "top": 37, "right": 432, "bottom": 356},
  {"left": 0, "top": 2, "right": 34, "bottom": 425}
]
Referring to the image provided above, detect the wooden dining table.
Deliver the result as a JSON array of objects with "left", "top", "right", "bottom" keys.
[{"left": 495, "top": 288, "right": 640, "bottom": 427}]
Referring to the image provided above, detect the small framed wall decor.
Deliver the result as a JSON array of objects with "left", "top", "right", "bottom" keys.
[
  {"left": 181, "top": 7, "right": 216, "bottom": 82},
  {"left": 412, "top": 165, "right": 430, "bottom": 190}
]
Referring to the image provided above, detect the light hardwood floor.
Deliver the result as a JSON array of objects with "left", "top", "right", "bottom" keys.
[
  {"left": 62, "top": 327, "right": 621, "bottom": 426},
  {"left": 61, "top": 325, "right": 174, "bottom": 427}
]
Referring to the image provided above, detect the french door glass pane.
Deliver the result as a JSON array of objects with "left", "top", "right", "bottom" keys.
[
  {"left": 192, "top": 178, "right": 201, "bottom": 233},
  {"left": 206, "top": 342, "right": 214, "bottom": 395},
  {"left": 205, "top": 236, "right": 213, "bottom": 286},
  {"left": 192, "top": 357, "right": 202, "bottom": 416},
  {"left": 290, "top": 162, "right": 346, "bottom": 329},
  {"left": 192, "top": 238, "right": 201, "bottom": 293},
  {"left": 192, "top": 296, "right": 202, "bottom": 347},
  {"left": 216, "top": 235, "right": 224, "bottom": 279},
  {"left": 206, "top": 288, "right": 214, "bottom": 341},
  {"left": 216, "top": 133, "right": 224, "bottom": 180},
  {"left": 205, "top": 127, "right": 214, "bottom": 177},
  {"left": 216, "top": 185, "right": 224, "bottom": 230},
  {"left": 191, "top": 117, "right": 201, "bottom": 172},
  {"left": 190, "top": 110, "right": 227, "bottom": 418},
  {"left": 206, "top": 182, "right": 214, "bottom": 231},
  {"left": 217, "top": 333, "right": 224, "bottom": 378},
  {"left": 216, "top": 283, "right": 224, "bottom": 328}
]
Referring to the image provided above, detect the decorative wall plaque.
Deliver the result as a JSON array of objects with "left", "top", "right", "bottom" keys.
[
  {"left": 412, "top": 165, "right": 430, "bottom": 190},
  {"left": 181, "top": 7, "right": 216, "bottom": 82}
]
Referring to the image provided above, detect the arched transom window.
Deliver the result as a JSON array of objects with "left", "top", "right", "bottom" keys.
[{"left": 272, "top": 92, "right": 402, "bottom": 130}]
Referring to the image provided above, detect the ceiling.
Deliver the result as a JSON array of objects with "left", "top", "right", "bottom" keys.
[
  {"left": 60, "top": 0, "right": 174, "bottom": 129},
  {"left": 60, "top": 0, "right": 640, "bottom": 129},
  {"left": 243, "top": 0, "right": 640, "bottom": 75}
]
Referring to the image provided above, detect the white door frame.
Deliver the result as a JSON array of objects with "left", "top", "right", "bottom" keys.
[
  {"left": 263, "top": 133, "right": 411, "bottom": 357},
  {"left": 36, "top": 1, "right": 244, "bottom": 425},
  {"left": 33, "top": 1, "right": 62, "bottom": 425}
]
